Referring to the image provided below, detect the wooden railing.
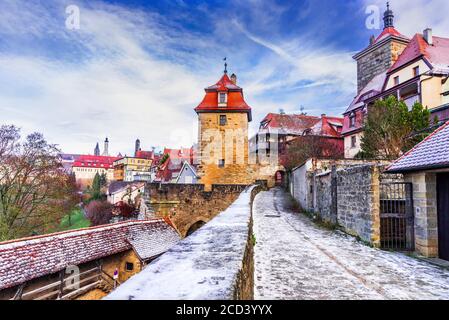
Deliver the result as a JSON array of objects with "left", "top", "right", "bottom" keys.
[{"left": 11, "top": 266, "right": 103, "bottom": 300}]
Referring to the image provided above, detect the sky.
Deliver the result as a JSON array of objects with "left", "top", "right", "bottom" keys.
[{"left": 1, "top": 0, "right": 448, "bottom": 156}]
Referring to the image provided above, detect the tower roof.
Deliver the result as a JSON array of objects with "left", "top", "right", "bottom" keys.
[
  {"left": 195, "top": 73, "right": 252, "bottom": 121},
  {"left": 383, "top": 2, "right": 394, "bottom": 29}
]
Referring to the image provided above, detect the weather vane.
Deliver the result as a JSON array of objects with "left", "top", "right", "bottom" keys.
[{"left": 224, "top": 57, "right": 228, "bottom": 74}]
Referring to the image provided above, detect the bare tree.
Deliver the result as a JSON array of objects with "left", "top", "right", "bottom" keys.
[
  {"left": 85, "top": 200, "right": 113, "bottom": 226},
  {"left": 280, "top": 135, "right": 344, "bottom": 170},
  {"left": 0, "top": 125, "right": 79, "bottom": 240}
]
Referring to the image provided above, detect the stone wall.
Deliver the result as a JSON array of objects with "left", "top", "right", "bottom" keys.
[
  {"left": 142, "top": 183, "right": 248, "bottom": 237},
  {"left": 291, "top": 160, "right": 402, "bottom": 246},
  {"left": 105, "top": 185, "right": 264, "bottom": 300},
  {"left": 336, "top": 165, "right": 381, "bottom": 245},
  {"left": 404, "top": 172, "right": 438, "bottom": 257},
  {"left": 315, "top": 172, "right": 333, "bottom": 221},
  {"left": 355, "top": 39, "right": 408, "bottom": 93}
]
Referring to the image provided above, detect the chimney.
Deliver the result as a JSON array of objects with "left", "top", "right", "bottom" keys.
[
  {"left": 321, "top": 113, "right": 326, "bottom": 118},
  {"left": 230, "top": 73, "right": 237, "bottom": 85},
  {"left": 369, "top": 35, "right": 375, "bottom": 45},
  {"left": 424, "top": 28, "right": 433, "bottom": 45}
]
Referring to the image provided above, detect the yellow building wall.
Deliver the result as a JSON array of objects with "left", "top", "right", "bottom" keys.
[
  {"left": 101, "top": 249, "right": 143, "bottom": 284},
  {"left": 443, "top": 79, "right": 449, "bottom": 105},
  {"left": 422, "top": 76, "right": 444, "bottom": 110},
  {"left": 385, "top": 60, "right": 430, "bottom": 89},
  {"left": 197, "top": 112, "right": 255, "bottom": 187}
]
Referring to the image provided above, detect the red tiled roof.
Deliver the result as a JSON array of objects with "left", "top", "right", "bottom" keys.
[
  {"left": 195, "top": 74, "right": 252, "bottom": 120},
  {"left": 0, "top": 220, "right": 180, "bottom": 290},
  {"left": 374, "top": 27, "right": 409, "bottom": 44},
  {"left": 135, "top": 150, "right": 154, "bottom": 160},
  {"left": 387, "top": 121, "right": 449, "bottom": 173},
  {"left": 389, "top": 34, "right": 449, "bottom": 73},
  {"left": 310, "top": 116, "right": 344, "bottom": 138},
  {"left": 72, "top": 155, "right": 119, "bottom": 169},
  {"left": 155, "top": 148, "right": 194, "bottom": 182},
  {"left": 260, "top": 113, "right": 321, "bottom": 135}
]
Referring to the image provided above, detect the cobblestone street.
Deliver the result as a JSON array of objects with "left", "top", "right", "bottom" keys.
[{"left": 253, "top": 188, "right": 449, "bottom": 300}]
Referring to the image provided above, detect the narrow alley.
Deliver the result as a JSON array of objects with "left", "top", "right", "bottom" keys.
[{"left": 253, "top": 188, "right": 449, "bottom": 300}]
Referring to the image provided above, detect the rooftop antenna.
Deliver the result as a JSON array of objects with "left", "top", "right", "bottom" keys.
[{"left": 224, "top": 57, "right": 228, "bottom": 74}]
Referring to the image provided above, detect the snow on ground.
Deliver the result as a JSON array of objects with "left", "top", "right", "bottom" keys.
[
  {"left": 105, "top": 186, "right": 255, "bottom": 300},
  {"left": 253, "top": 188, "right": 449, "bottom": 300}
]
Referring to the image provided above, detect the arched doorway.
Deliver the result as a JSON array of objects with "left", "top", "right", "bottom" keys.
[
  {"left": 186, "top": 220, "right": 206, "bottom": 236},
  {"left": 275, "top": 171, "right": 286, "bottom": 187}
]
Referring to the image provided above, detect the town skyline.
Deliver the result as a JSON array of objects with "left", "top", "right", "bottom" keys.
[{"left": 1, "top": 0, "right": 449, "bottom": 156}]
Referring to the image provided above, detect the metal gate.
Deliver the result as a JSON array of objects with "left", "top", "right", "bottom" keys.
[{"left": 380, "top": 183, "right": 414, "bottom": 250}]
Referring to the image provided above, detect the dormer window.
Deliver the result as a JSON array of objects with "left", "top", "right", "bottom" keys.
[
  {"left": 394, "top": 76, "right": 400, "bottom": 86},
  {"left": 413, "top": 66, "right": 420, "bottom": 77},
  {"left": 218, "top": 92, "right": 227, "bottom": 107},
  {"left": 349, "top": 112, "right": 356, "bottom": 128}
]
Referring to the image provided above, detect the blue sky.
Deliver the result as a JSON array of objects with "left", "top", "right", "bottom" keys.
[{"left": 1, "top": 0, "right": 448, "bottom": 155}]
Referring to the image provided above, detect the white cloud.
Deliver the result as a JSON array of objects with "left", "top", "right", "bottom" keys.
[
  {"left": 362, "top": 0, "right": 449, "bottom": 38},
  {"left": 0, "top": 0, "right": 383, "bottom": 155}
]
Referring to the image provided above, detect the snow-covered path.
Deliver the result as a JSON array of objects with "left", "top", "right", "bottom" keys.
[{"left": 253, "top": 188, "right": 449, "bottom": 300}]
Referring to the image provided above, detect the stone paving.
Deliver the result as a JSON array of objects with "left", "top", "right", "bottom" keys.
[{"left": 253, "top": 188, "right": 449, "bottom": 300}]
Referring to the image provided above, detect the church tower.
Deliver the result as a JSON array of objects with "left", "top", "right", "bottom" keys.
[
  {"left": 194, "top": 64, "right": 253, "bottom": 188},
  {"left": 353, "top": 2, "right": 409, "bottom": 93},
  {"left": 102, "top": 137, "right": 109, "bottom": 156},
  {"left": 94, "top": 142, "right": 100, "bottom": 156}
]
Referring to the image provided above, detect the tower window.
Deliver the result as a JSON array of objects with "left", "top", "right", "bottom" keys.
[
  {"left": 413, "top": 66, "right": 420, "bottom": 77},
  {"left": 219, "top": 92, "right": 227, "bottom": 105},
  {"left": 220, "top": 115, "right": 227, "bottom": 126}
]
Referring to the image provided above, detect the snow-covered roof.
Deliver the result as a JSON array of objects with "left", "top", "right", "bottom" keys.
[
  {"left": 345, "top": 72, "right": 387, "bottom": 114},
  {"left": 0, "top": 220, "right": 180, "bottom": 290},
  {"left": 105, "top": 186, "right": 255, "bottom": 300},
  {"left": 387, "top": 121, "right": 449, "bottom": 173},
  {"left": 127, "top": 224, "right": 181, "bottom": 261}
]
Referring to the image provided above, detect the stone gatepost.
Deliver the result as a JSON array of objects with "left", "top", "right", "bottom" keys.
[
  {"left": 370, "top": 166, "right": 381, "bottom": 247},
  {"left": 405, "top": 172, "right": 438, "bottom": 257}
]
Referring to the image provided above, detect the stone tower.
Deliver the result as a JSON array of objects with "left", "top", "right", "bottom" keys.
[
  {"left": 194, "top": 69, "right": 253, "bottom": 188},
  {"left": 353, "top": 3, "right": 409, "bottom": 93},
  {"left": 102, "top": 137, "right": 109, "bottom": 156}
]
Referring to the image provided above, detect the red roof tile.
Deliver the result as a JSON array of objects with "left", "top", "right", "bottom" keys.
[
  {"left": 195, "top": 74, "right": 252, "bottom": 120},
  {"left": 260, "top": 113, "right": 321, "bottom": 135},
  {"left": 135, "top": 150, "right": 154, "bottom": 160},
  {"left": 72, "top": 155, "right": 119, "bottom": 169},
  {"left": 389, "top": 34, "right": 449, "bottom": 73},
  {"left": 0, "top": 220, "right": 180, "bottom": 290},
  {"left": 374, "top": 27, "right": 409, "bottom": 44},
  {"left": 311, "top": 116, "right": 344, "bottom": 138}
]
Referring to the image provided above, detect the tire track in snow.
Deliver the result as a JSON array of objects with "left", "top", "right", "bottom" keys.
[{"left": 272, "top": 189, "right": 391, "bottom": 299}]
